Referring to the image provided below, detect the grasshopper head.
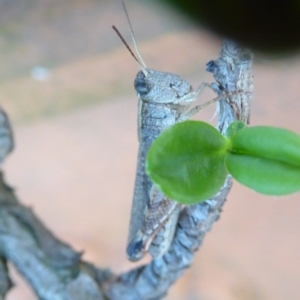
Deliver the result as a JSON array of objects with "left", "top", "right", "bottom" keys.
[{"left": 134, "top": 69, "right": 192, "bottom": 104}]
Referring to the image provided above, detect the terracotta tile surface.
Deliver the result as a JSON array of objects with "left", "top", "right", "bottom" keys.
[{"left": 1, "top": 1, "right": 300, "bottom": 299}]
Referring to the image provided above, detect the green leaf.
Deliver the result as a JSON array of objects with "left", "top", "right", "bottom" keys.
[
  {"left": 226, "top": 154, "right": 300, "bottom": 195},
  {"left": 226, "top": 126, "right": 300, "bottom": 194},
  {"left": 146, "top": 120, "right": 230, "bottom": 204},
  {"left": 229, "top": 126, "right": 300, "bottom": 166}
]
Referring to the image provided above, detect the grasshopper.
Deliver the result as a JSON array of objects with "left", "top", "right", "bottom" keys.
[{"left": 113, "top": 2, "right": 221, "bottom": 261}]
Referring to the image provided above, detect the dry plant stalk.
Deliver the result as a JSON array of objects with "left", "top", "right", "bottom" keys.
[{"left": 0, "top": 39, "right": 253, "bottom": 300}]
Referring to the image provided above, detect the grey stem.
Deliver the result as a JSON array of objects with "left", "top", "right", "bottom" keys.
[
  {"left": 0, "top": 256, "right": 13, "bottom": 298},
  {"left": 0, "top": 39, "right": 253, "bottom": 300}
]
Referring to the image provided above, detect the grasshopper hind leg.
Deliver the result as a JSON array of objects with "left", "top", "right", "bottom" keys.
[
  {"left": 127, "top": 186, "right": 181, "bottom": 261},
  {"left": 149, "top": 204, "right": 181, "bottom": 259},
  {"left": 126, "top": 204, "right": 181, "bottom": 261},
  {"left": 126, "top": 239, "right": 144, "bottom": 262}
]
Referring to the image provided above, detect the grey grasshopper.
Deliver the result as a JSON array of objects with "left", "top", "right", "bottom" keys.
[{"left": 113, "top": 2, "right": 220, "bottom": 261}]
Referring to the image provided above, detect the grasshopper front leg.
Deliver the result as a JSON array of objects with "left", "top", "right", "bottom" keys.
[
  {"left": 178, "top": 83, "right": 227, "bottom": 122},
  {"left": 179, "top": 83, "right": 243, "bottom": 122}
]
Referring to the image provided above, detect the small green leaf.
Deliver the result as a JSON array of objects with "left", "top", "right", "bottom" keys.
[
  {"left": 226, "top": 121, "right": 246, "bottom": 139},
  {"left": 229, "top": 126, "right": 300, "bottom": 167},
  {"left": 146, "top": 120, "right": 230, "bottom": 204},
  {"left": 226, "top": 154, "right": 300, "bottom": 194},
  {"left": 226, "top": 126, "right": 300, "bottom": 194}
]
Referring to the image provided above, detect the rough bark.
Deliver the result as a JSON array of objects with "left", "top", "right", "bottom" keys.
[
  {"left": 0, "top": 40, "right": 253, "bottom": 299},
  {"left": 0, "top": 256, "right": 13, "bottom": 299}
]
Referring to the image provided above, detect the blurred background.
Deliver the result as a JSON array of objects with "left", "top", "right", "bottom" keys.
[{"left": 1, "top": 0, "right": 300, "bottom": 299}]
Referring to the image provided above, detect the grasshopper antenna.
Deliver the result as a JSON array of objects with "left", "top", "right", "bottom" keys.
[
  {"left": 112, "top": 25, "right": 148, "bottom": 76},
  {"left": 121, "top": 1, "right": 147, "bottom": 70}
]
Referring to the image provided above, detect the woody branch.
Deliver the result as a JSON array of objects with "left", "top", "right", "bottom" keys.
[{"left": 0, "top": 39, "right": 253, "bottom": 300}]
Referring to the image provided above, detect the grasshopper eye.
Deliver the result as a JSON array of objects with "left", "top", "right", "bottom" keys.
[{"left": 134, "top": 77, "right": 152, "bottom": 96}]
